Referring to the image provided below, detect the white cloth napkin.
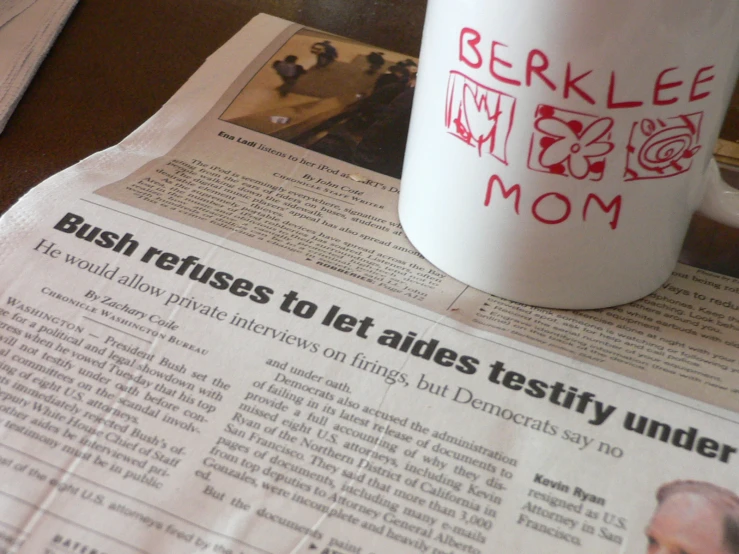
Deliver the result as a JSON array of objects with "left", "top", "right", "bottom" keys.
[{"left": 0, "top": 0, "right": 78, "bottom": 134}]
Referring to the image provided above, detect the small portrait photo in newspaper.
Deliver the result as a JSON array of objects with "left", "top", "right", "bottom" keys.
[{"left": 645, "top": 480, "right": 739, "bottom": 554}]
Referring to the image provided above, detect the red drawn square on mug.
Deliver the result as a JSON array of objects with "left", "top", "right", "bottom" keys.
[
  {"left": 528, "top": 105, "right": 615, "bottom": 182},
  {"left": 624, "top": 113, "right": 704, "bottom": 181},
  {"left": 445, "top": 71, "right": 516, "bottom": 164}
]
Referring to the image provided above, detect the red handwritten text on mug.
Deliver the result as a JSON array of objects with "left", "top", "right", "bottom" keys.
[
  {"left": 449, "top": 26, "right": 719, "bottom": 230},
  {"left": 458, "top": 27, "right": 715, "bottom": 108},
  {"left": 484, "top": 174, "right": 622, "bottom": 229}
]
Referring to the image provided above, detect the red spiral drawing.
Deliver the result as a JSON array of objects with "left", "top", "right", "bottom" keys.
[{"left": 625, "top": 113, "right": 703, "bottom": 181}]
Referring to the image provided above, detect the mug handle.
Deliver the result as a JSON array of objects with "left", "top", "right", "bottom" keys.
[{"left": 698, "top": 158, "right": 739, "bottom": 227}]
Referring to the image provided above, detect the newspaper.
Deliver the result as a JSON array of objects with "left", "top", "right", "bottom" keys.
[
  {"left": 0, "top": 14, "right": 738, "bottom": 554},
  {"left": 0, "top": 0, "right": 78, "bottom": 134}
]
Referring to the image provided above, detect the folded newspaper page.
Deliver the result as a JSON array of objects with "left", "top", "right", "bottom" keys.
[
  {"left": 0, "top": 0, "right": 78, "bottom": 134},
  {"left": 1, "top": 14, "right": 738, "bottom": 554}
]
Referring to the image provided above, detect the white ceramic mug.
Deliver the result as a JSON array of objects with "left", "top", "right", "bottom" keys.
[{"left": 399, "top": 0, "right": 739, "bottom": 309}]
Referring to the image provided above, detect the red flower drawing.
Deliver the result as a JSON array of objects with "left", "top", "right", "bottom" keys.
[{"left": 528, "top": 105, "right": 614, "bottom": 182}]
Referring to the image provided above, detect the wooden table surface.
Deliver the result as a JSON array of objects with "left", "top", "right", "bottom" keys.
[{"left": 0, "top": 0, "right": 737, "bottom": 218}]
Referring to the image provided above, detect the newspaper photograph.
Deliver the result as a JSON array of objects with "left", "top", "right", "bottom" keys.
[{"left": 0, "top": 13, "right": 738, "bottom": 554}]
